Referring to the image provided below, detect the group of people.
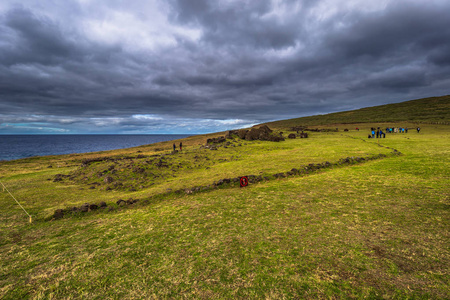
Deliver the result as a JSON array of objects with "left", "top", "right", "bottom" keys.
[
  {"left": 369, "top": 127, "right": 386, "bottom": 139},
  {"left": 386, "top": 127, "right": 408, "bottom": 133},
  {"left": 173, "top": 142, "right": 182, "bottom": 152},
  {"left": 368, "top": 126, "right": 421, "bottom": 138}
]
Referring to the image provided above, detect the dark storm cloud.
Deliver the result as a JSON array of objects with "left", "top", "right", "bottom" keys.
[
  {"left": 0, "top": 0, "right": 449, "bottom": 134},
  {"left": 170, "top": 0, "right": 300, "bottom": 49}
]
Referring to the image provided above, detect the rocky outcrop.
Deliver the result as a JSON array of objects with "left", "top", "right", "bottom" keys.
[
  {"left": 207, "top": 136, "right": 226, "bottom": 144},
  {"left": 241, "top": 125, "right": 284, "bottom": 142},
  {"left": 206, "top": 125, "right": 284, "bottom": 145},
  {"left": 226, "top": 130, "right": 239, "bottom": 139},
  {"left": 238, "top": 129, "right": 248, "bottom": 139}
]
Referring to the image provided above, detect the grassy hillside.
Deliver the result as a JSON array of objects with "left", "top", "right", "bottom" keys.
[
  {"left": 1, "top": 99, "right": 449, "bottom": 298},
  {"left": 266, "top": 95, "right": 450, "bottom": 129}
]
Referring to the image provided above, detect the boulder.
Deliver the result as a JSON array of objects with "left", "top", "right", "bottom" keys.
[
  {"left": 288, "top": 133, "right": 296, "bottom": 139},
  {"left": 244, "top": 125, "right": 273, "bottom": 141}
]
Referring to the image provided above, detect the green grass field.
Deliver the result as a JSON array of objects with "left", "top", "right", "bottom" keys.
[{"left": 1, "top": 98, "right": 449, "bottom": 298}]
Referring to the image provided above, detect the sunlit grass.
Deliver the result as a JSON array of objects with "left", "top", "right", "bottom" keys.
[{"left": 0, "top": 123, "right": 449, "bottom": 299}]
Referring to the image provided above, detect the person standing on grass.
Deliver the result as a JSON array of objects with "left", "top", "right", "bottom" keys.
[
  {"left": 417, "top": 127, "right": 421, "bottom": 133},
  {"left": 180, "top": 142, "right": 182, "bottom": 151},
  {"left": 371, "top": 129, "right": 375, "bottom": 138},
  {"left": 173, "top": 143, "right": 176, "bottom": 151}
]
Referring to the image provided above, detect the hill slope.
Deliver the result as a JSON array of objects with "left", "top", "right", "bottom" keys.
[
  {"left": 0, "top": 96, "right": 449, "bottom": 299},
  {"left": 265, "top": 95, "right": 450, "bottom": 129}
]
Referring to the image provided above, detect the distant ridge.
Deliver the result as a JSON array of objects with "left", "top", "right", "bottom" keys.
[{"left": 265, "top": 95, "right": 450, "bottom": 128}]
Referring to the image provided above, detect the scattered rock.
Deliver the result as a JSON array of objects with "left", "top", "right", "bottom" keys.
[
  {"left": 80, "top": 203, "right": 89, "bottom": 212},
  {"left": 53, "top": 209, "right": 64, "bottom": 219},
  {"left": 288, "top": 133, "right": 296, "bottom": 139},
  {"left": 155, "top": 159, "right": 168, "bottom": 168},
  {"left": 291, "top": 126, "right": 307, "bottom": 132},
  {"left": 89, "top": 204, "right": 98, "bottom": 210},
  {"left": 207, "top": 136, "right": 226, "bottom": 144},
  {"left": 133, "top": 167, "right": 145, "bottom": 174},
  {"left": 53, "top": 174, "right": 70, "bottom": 182},
  {"left": 273, "top": 173, "right": 286, "bottom": 178},
  {"left": 99, "top": 201, "right": 107, "bottom": 208}
]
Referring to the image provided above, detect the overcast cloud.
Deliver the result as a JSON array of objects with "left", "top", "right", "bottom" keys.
[{"left": 1, "top": 0, "right": 449, "bottom": 134}]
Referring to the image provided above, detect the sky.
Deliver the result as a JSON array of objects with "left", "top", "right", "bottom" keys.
[{"left": 1, "top": 0, "right": 449, "bottom": 134}]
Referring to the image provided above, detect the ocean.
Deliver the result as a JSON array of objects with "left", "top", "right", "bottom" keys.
[{"left": 0, "top": 134, "right": 192, "bottom": 161}]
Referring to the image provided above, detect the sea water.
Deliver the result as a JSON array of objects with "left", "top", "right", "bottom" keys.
[{"left": 0, "top": 134, "right": 192, "bottom": 161}]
